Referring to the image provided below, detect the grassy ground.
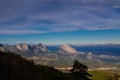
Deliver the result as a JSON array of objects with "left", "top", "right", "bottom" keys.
[{"left": 89, "top": 70, "right": 120, "bottom": 80}]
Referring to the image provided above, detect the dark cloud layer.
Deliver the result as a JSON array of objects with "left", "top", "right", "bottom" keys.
[{"left": 0, "top": 0, "right": 120, "bottom": 34}]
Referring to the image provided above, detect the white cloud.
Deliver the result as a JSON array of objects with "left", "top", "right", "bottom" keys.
[
  {"left": 0, "top": 30, "right": 43, "bottom": 34},
  {"left": 0, "top": 0, "right": 120, "bottom": 34}
]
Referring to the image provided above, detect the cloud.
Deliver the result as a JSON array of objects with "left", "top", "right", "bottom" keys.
[
  {"left": 0, "top": 30, "right": 43, "bottom": 34},
  {"left": 0, "top": 0, "right": 120, "bottom": 34},
  {"left": 112, "top": 5, "right": 120, "bottom": 8}
]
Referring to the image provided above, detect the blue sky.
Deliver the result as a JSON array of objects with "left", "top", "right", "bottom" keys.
[{"left": 0, "top": 0, "right": 120, "bottom": 44}]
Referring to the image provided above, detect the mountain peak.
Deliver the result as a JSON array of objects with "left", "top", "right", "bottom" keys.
[
  {"left": 16, "top": 43, "right": 30, "bottom": 51},
  {"left": 60, "top": 44, "right": 77, "bottom": 54},
  {"left": 33, "top": 43, "right": 50, "bottom": 53}
]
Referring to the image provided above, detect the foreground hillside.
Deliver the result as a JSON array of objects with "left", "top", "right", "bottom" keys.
[
  {"left": 0, "top": 51, "right": 68, "bottom": 80},
  {"left": 89, "top": 70, "right": 120, "bottom": 80},
  {"left": 0, "top": 51, "right": 120, "bottom": 80}
]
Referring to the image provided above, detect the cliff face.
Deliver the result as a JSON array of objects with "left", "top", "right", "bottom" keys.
[
  {"left": 32, "top": 44, "right": 50, "bottom": 53},
  {"left": 16, "top": 43, "right": 30, "bottom": 51},
  {"left": 59, "top": 44, "right": 77, "bottom": 54},
  {"left": 0, "top": 43, "right": 49, "bottom": 56}
]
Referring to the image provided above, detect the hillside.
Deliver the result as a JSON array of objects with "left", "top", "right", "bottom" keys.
[
  {"left": 0, "top": 51, "right": 68, "bottom": 80},
  {"left": 0, "top": 51, "right": 120, "bottom": 80}
]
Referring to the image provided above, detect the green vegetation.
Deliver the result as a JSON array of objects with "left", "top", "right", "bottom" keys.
[{"left": 90, "top": 70, "right": 120, "bottom": 80}]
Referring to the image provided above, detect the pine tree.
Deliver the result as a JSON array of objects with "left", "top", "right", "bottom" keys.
[{"left": 70, "top": 60, "right": 92, "bottom": 80}]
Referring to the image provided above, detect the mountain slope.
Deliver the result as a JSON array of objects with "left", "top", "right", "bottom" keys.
[
  {"left": 32, "top": 43, "right": 50, "bottom": 54},
  {"left": 16, "top": 43, "right": 30, "bottom": 51},
  {"left": 0, "top": 43, "right": 49, "bottom": 56},
  {"left": 0, "top": 51, "right": 68, "bottom": 80},
  {"left": 0, "top": 51, "right": 41, "bottom": 80},
  {"left": 59, "top": 44, "right": 78, "bottom": 54}
]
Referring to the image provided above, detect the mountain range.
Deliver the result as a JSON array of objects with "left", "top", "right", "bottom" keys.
[
  {"left": 0, "top": 43, "right": 120, "bottom": 66},
  {"left": 1, "top": 43, "right": 120, "bottom": 56},
  {"left": 0, "top": 43, "right": 49, "bottom": 57},
  {"left": 0, "top": 43, "right": 80, "bottom": 55}
]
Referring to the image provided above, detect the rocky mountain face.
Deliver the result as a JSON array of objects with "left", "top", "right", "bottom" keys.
[
  {"left": 32, "top": 44, "right": 50, "bottom": 54},
  {"left": 59, "top": 44, "right": 78, "bottom": 54},
  {"left": 16, "top": 43, "right": 30, "bottom": 51},
  {"left": 0, "top": 47, "right": 4, "bottom": 51},
  {"left": 0, "top": 43, "right": 50, "bottom": 56},
  {"left": 0, "top": 43, "right": 120, "bottom": 63},
  {"left": 0, "top": 44, "right": 4, "bottom": 51},
  {"left": 0, "top": 44, "right": 79, "bottom": 56},
  {"left": 87, "top": 52, "right": 94, "bottom": 60}
]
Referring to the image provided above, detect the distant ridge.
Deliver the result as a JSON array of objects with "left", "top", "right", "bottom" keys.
[{"left": 0, "top": 44, "right": 3, "bottom": 47}]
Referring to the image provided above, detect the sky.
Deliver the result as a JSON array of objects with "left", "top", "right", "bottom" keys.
[{"left": 0, "top": 0, "right": 120, "bottom": 45}]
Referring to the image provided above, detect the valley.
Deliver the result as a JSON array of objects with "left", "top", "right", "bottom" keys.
[{"left": 1, "top": 43, "right": 120, "bottom": 73}]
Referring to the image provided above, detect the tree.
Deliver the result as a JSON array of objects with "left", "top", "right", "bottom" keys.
[{"left": 70, "top": 60, "right": 92, "bottom": 80}]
